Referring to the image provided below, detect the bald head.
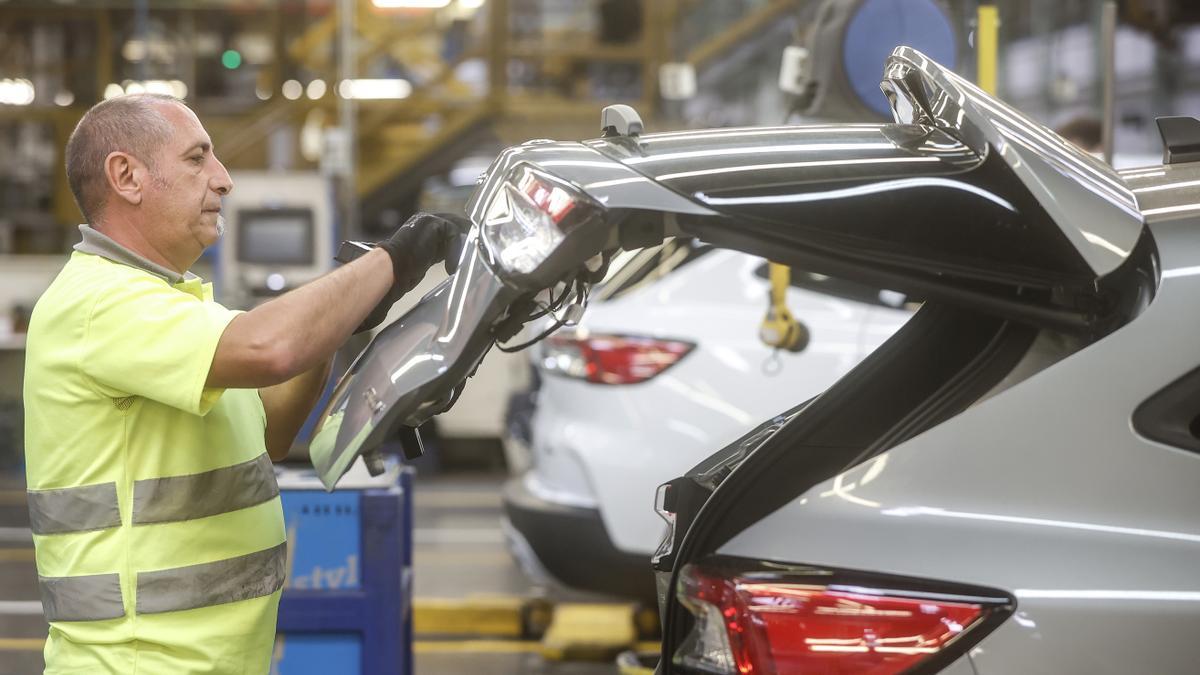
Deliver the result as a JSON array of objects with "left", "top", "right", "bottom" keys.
[{"left": 65, "top": 94, "right": 183, "bottom": 223}]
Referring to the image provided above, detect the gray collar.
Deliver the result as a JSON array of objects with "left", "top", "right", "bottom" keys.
[{"left": 73, "top": 224, "right": 198, "bottom": 284}]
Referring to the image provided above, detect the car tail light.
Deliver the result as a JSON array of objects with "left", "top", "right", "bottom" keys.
[
  {"left": 480, "top": 163, "right": 599, "bottom": 275},
  {"left": 539, "top": 332, "right": 695, "bottom": 385},
  {"left": 675, "top": 560, "right": 1012, "bottom": 675}
]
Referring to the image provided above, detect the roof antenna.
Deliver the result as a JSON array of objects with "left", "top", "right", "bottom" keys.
[{"left": 601, "top": 104, "right": 644, "bottom": 138}]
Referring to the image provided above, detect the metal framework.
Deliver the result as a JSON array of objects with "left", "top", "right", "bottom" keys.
[{"left": 0, "top": 0, "right": 801, "bottom": 230}]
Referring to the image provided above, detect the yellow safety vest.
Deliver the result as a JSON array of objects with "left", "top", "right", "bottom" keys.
[{"left": 24, "top": 227, "right": 286, "bottom": 674}]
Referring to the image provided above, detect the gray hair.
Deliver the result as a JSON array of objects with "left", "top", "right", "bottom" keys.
[{"left": 65, "top": 93, "right": 183, "bottom": 223}]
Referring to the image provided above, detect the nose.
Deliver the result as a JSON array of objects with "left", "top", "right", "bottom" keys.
[{"left": 211, "top": 155, "right": 233, "bottom": 196}]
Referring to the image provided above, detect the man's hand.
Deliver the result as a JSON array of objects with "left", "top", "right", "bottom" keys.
[
  {"left": 356, "top": 212, "right": 472, "bottom": 333},
  {"left": 206, "top": 213, "right": 471, "bottom": 389}
]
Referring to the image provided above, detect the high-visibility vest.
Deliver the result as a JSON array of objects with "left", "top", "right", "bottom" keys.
[{"left": 24, "top": 228, "right": 286, "bottom": 674}]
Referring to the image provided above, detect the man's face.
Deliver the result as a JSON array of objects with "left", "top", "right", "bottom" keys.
[{"left": 141, "top": 102, "right": 233, "bottom": 254}]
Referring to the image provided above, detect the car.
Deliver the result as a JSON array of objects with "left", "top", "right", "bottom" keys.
[
  {"left": 308, "top": 45, "right": 1199, "bottom": 674},
  {"left": 650, "top": 51, "right": 1199, "bottom": 673},
  {"left": 502, "top": 241, "right": 911, "bottom": 599}
]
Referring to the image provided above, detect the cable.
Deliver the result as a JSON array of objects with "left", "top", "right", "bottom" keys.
[
  {"left": 526, "top": 281, "right": 573, "bottom": 321},
  {"left": 494, "top": 279, "right": 589, "bottom": 353},
  {"left": 495, "top": 314, "right": 571, "bottom": 353}
]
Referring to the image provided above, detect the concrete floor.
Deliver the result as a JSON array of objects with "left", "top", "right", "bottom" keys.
[{"left": 0, "top": 469, "right": 623, "bottom": 675}]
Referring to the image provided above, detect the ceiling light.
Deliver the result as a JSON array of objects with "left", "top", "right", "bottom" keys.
[
  {"left": 372, "top": 0, "right": 451, "bottom": 8},
  {"left": 337, "top": 78, "right": 412, "bottom": 99},
  {"left": 122, "top": 39, "right": 147, "bottom": 62},
  {"left": 282, "top": 79, "right": 303, "bottom": 100},
  {"left": 0, "top": 79, "right": 34, "bottom": 106}
]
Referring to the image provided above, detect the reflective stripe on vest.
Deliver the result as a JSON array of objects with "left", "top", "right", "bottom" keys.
[
  {"left": 39, "top": 573, "right": 125, "bottom": 622},
  {"left": 132, "top": 452, "right": 279, "bottom": 525},
  {"left": 136, "top": 541, "right": 287, "bottom": 615},
  {"left": 27, "top": 482, "right": 121, "bottom": 535}
]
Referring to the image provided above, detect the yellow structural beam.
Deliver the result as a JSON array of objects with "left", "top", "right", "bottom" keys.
[
  {"left": 356, "top": 103, "right": 493, "bottom": 198},
  {"left": 977, "top": 4, "right": 999, "bottom": 95}
]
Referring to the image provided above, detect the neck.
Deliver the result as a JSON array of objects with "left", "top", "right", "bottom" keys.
[{"left": 92, "top": 214, "right": 192, "bottom": 274}]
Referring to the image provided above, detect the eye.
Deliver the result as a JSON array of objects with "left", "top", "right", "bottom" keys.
[{"left": 189, "top": 155, "right": 204, "bottom": 164}]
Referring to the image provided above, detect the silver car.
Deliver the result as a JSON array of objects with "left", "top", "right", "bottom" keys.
[
  {"left": 309, "top": 46, "right": 1200, "bottom": 673},
  {"left": 651, "top": 53, "right": 1200, "bottom": 674}
]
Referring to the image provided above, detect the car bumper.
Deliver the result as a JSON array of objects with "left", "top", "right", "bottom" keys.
[{"left": 502, "top": 475, "right": 655, "bottom": 601}]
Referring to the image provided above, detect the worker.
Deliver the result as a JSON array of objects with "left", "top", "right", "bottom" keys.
[{"left": 23, "top": 93, "right": 465, "bottom": 674}]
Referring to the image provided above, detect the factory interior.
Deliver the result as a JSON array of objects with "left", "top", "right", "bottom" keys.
[{"left": 3, "top": 1, "right": 1200, "bottom": 674}]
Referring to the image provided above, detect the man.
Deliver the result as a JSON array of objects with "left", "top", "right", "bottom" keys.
[{"left": 23, "top": 93, "right": 462, "bottom": 673}]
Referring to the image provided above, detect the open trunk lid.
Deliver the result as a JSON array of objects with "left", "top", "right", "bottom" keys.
[{"left": 308, "top": 47, "right": 1150, "bottom": 490}]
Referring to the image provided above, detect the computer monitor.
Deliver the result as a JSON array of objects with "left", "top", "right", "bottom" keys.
[{"left": 236, "top": 208, "right": 315, "bottom": 266}]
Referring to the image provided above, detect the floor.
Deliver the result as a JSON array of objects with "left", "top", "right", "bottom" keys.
[{"left": 0, "top": 468, "right": 628, "bottom": 675}]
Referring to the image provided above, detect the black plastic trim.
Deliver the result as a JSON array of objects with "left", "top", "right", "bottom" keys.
[
  {"left": 681, "top": 213, "right": 1094, "bottom": 333},
  {"left": 1132, "top": 363, "right": 1200, "bottom": 454},
  {"left": 1156, "top": 116, "right": 1200, "bottom": 165}
]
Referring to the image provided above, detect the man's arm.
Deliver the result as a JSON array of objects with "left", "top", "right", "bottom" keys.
[
  {"left": 206, "top": 248, "right": 392, "bottom": 389},
  {"left": 258, "top": 360, "right": 333, "bottom": 461}
]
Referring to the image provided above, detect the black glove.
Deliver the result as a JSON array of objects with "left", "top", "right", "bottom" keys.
[{"left": 355, "top": 212, "right": 472, "bottom": 333}]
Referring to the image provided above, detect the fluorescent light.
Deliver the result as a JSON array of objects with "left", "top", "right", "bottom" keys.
[
  {"left": 0, "top": 79, "right": 35, "bottom": 105},
  {"left": 103, "top": 83, "right": 124, "bottom": 100},
  {"left": 282, "top": 79, "right": 303, "bottom": 100},
  {"left": 372, "top": 0, "right": 451, "bottom": 7},
  {"left": 122, "top": 39, "right": 147, "bottom": 62},
  {"left": 54, "top": 91, "right": 74, "bottom": 107},
  {"left": 120, "top": 80, "right": 188, "bottom": 99},
  {"left": 306, "top": 79, "right": 327, "bottom": 99},
  {"left": 337, "top": 78, "right": 412, "bottom": 99}
]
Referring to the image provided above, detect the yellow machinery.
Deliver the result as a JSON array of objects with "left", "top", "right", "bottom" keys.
[{"left": 758, "top": 262, "right": 809, "bottom": 353}]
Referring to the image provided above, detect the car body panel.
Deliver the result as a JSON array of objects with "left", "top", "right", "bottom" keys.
[
  {"left": 309, "top": 235, "right": 517, "bottom": 487},
  {"left": 882, "top": 45, "right": 1143, "bottom": 278},
  {"left": 715, "top": 207, "right": 1200, "bottom": 672}
]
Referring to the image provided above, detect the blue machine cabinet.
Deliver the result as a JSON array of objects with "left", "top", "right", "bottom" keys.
[{"left": 274, "top": 466, "right": 413, "bottom": 675}]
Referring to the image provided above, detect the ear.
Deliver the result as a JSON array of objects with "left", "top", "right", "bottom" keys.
[{"left": 103, "top": 151, "right": 145, "bottom": 206}]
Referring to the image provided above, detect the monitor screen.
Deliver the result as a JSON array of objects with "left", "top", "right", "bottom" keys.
[{"left": 236, "top": 208, "right": 315, "bottom": 266}]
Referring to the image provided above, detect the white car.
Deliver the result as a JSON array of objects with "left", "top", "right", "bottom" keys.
[{"left": 501, "top": 240, "right": 911, "bottom": 598}]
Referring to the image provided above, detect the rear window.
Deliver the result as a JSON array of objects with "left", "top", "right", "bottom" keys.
[{"left": 592, "top": 238, "right": 712, "bottom": 302}]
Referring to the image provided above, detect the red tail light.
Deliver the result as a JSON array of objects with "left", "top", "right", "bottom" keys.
[
  {"left": 676, "top": 560, "right": 1012, "bottom": 674},
  {"left": 539, "top": 333, "right": 695, "bottom": 385},
  {"left": 516, "top": 169, "right": 577, "bottom": 223}
]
